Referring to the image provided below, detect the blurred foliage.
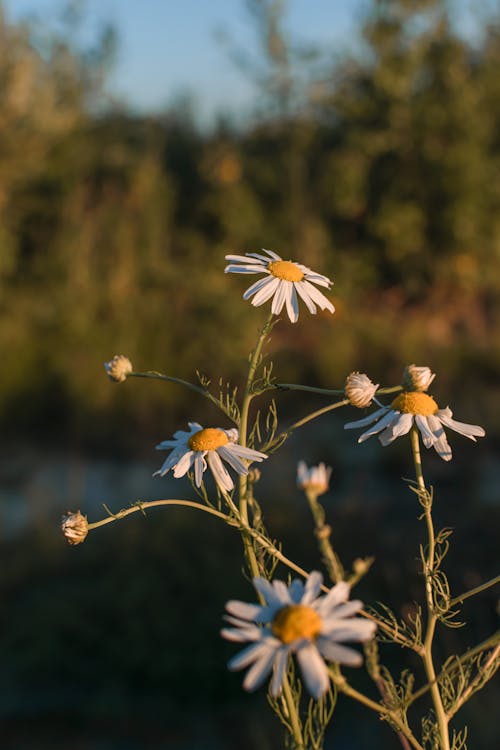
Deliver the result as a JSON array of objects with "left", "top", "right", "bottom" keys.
[{"left": 1, "top": 0, "right": 500, "bottom": 450}]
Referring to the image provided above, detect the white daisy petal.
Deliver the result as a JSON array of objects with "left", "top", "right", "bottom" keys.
[
  {"left": 253, "top": 578, "right": 286, "bottom": 608},
  {"left": 272, "top": 580, "right": 293, "bottom": 605},
  {"left": 379, "top": 412, "right": 413, "bottom": 446},
  {"left": 344, "top": 406, "right": 390, "bottom": 430},
  {"left": 172, "top": 450, "right": 195, "bottom": 478},
  {"left": 299, "top": 280, "right": 335, "bottom": 312},
  {"left": 217, "top": 446, "right": 249, "bottom": 475},
  {"left": 225, "top": 264, "right": 269, "bottom": 274},
  {"left": 225, "top": 600, "right": 262, "bottom": 621},
  {"left": 225, "top": 254, "right": 265, "bottom": 264},
  {"left": 221, "top": 624, "right": 262, "bottom": 642},
  {"left": 243, "top": 275, "right": 276, "bottom": 300},
  {"left": 271, "top": 280, "right": 288, "bottom": 315},
  {"left": 301, "top": 571, "right": 323, "bottom": 604},
  {"left": 285, "top": 281, "right": 299, "bottom": 323},
  {"left": 289, "top": 579, "right": 305, "bottom": 604},
  {"left": 296, "top": 643, "right": 330, "bottom": 699},
  {"left": 250, "top": 276, "right": 281, "bottom": 307},
  {"left": 316, "top": 581, "right": 350, "bottom": 616},
  {"left": 242, "top": 647, "right": 278, "bottom": 692},
  {"left": 194, "top": 452, "right": 206, "bottom": 486},
  {"left": 304, "top": 273, "right": 332, "bottom": 289},
  {"left": 317, "top": 639, "right": 363, "bottom": 667},
  {"left": 358, "top": 410, "right": 398, "bottom": 443},
  {"left": 295, "top": 281, "right": 318, "bottom": 314},
  {"left": 228, "top": 639, "right": 275, "bottom": 671},
  {"left": 427, "top": 415, "right": 452, "bottom": 461},
  {"left": 261, "top": 248, "right": 281, "bottom": 260},
  {"left": 270, "top": 648, "right": 289, "bottom": 696},
  {"left": 415, "top": 415, "right": 436, "bottom": 448},
  {"left": 227, "top": 444, "right": 268, "bottom": 462},
  {"left": 207, "top": 450, "right": 234, "bottom": 491},
  {"left": 437, "top": 410, "right": 485, "bottom": 440},
  {"left": 321, "top": 619, "right": 376, "bottom": 642}
]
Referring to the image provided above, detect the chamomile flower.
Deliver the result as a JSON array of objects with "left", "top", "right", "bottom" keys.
[
  {"left": 154, "top": 422, "right": 268, "bottom": 492},
  {"left": 344, "top": 391, "right": 485, "bottom": 461},
  {"left": 297, "top": 461, "right": 332, "bottom": 496},
  {"left": 221, "top": 571, "right": 376, "bottom": 699},
  {"left": 224, "top": 249, "right": 334, "bottom": 323}
]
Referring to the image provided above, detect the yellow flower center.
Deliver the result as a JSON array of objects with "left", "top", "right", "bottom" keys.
[
  {"left": 272, "top": 604, "right": 322, "bottom": 644},
  {"left": 188, "top": 428, "right": 229, "bottom": 451},
  {"left": 268, "top": 260, "right": 304, "bottom": 282},
  {"left": 391, "top": 392, "right": 438, "bottom": 416}
]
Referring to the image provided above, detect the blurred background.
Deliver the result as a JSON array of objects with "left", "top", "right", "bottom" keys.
[{"left": 0, "top": 0, "right": 499, "bottom": 747}]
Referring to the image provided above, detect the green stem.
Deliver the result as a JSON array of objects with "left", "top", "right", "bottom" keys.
[
  {"left": 276, "top": 383, "right": 403, "bottom": 397},
  {"left": 87, "top": 498, "right": 230, "bottom": 531},
  {"left": 449, "top": 574, "right": 500, "bottom": 608},
  {"left": 330, "top": 669, "right": 423, "bottom": 750},
  {"left": 408, "top": 629, "right": 500, "bottom": 706},
  {"left": 410, "top": 427, "right": 450, "bottom": 750},
  {"left": 262, "top": 399, "right": 349, "bottom": 453},
  {"left": 305, "top": 490, "right": 344, "bottom": 583},
  {"left": 238, "top": 312, "right": 275, "bottom": 580},
  {"left": 281, "top": 673, "right": 305, "bottom": 750},
  {"left": 130, "top": 371, "right": 237, "bottom": 422}
]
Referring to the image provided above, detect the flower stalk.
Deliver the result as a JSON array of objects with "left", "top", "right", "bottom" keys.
[{"left": 410, "top": 426, "right": 450, "bottom": 750}]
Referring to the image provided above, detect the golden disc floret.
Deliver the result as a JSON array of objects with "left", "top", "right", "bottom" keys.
[
  {"left": 268, "top": 260, "right": 304, "bottom": 282},
  {"left": 188, "top": 428, "right": 229, "bottom": 451},
  {"left": 272, "top": 604, "right": 322, "bottom": 644},
  {"left": 391, "top": 392, "right": 438, "bottom": 416}
]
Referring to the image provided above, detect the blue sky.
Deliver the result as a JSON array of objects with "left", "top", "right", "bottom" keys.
[{"left": 3, "top": 0, "right": 497, "bottom": 123}]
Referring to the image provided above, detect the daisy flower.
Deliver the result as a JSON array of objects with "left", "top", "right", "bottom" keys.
[
  {"left": 344, "top": 391, "right": 485, "bottom": 461},
  {"left": 297, "top": 461, "right": 332, "bottom": 496},
  {"left": 224, "top": 249, "right": 334, "bottom": 323},
  {"left": 221, "top": 571, "right": 376, "bottom": 699},
  {"left": 154, "top": 422, "right": 268, "bottom": 492}
]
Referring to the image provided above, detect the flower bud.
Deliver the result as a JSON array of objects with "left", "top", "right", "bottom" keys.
[
  {"left": 248, "top": 468, "right": 261, "bottom": 484},
  {"left": 352, "top": 557, "right": 374, "bottom": 577},
  {"left": 402, "top": 364, "right": 436, "bottom": 392},
  {"left": 61, "top": 510, "right": 88, "bottom": 545},
  {"left": 297, "top": 461, "right": 332, "bottom": 496},
  {"left": 104, "top": 355, "right": 133, "bottom": 383},
  {"left": 344, "top": 372, "right": 379, "bottom": 408}
]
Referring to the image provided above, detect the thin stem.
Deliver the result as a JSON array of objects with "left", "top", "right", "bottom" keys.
[
  {"left": 276, "top": 383, "right": 403, "bottom": 397},
  {"left": 239, "top": 312, "right": 274, "bottom": 580},
  {"left": 305, "top": 490, "right": 344, "bottom": 583},
  {"left": 449, "top": 574, "right": 500, "bottom": 608},
  {"left": 130, "top": 371, "right": 236, "bottom": 422},
  {"left": 409, "top": 629, "right": 500, "bottom": 706},
  {"left": 262, "top": 399, "right": 349, "bottom": 453},
  {"left": 281, "top": 673, "right": 305, "bottom": 750},
  {"left": 447, "top": 643, "right": 500, "bottom": 718},
  {"left": 330, "top": 670, "right": 424, "bottom": 750},
  {"left": 410, "top": 427, "right": 450, "bottom": 750},
  {"left": 87, "top": 499, "right": 230, "bottom": 531}
]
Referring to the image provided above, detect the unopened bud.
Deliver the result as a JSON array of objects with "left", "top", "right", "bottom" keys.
[
  {"left": 402, "top": 364, "right": 435, "bottom": 392},
  {"left": 352, "top": 557, "right": 374, "bottom": 577},
  {"left": 61, "top": 510, "right": 88, "bottom": 545},
  {"left": 344, "top": 372, "right": 379, "bottom": 408},
  {"left": 104, "top": 355, "right": 133, "bottom": 383},
  {"left": 248, "top": 468, "right": 261, "bottom": 484},
  {"left": 297, "top": 461, "right": 332, "bottom": 496}
]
